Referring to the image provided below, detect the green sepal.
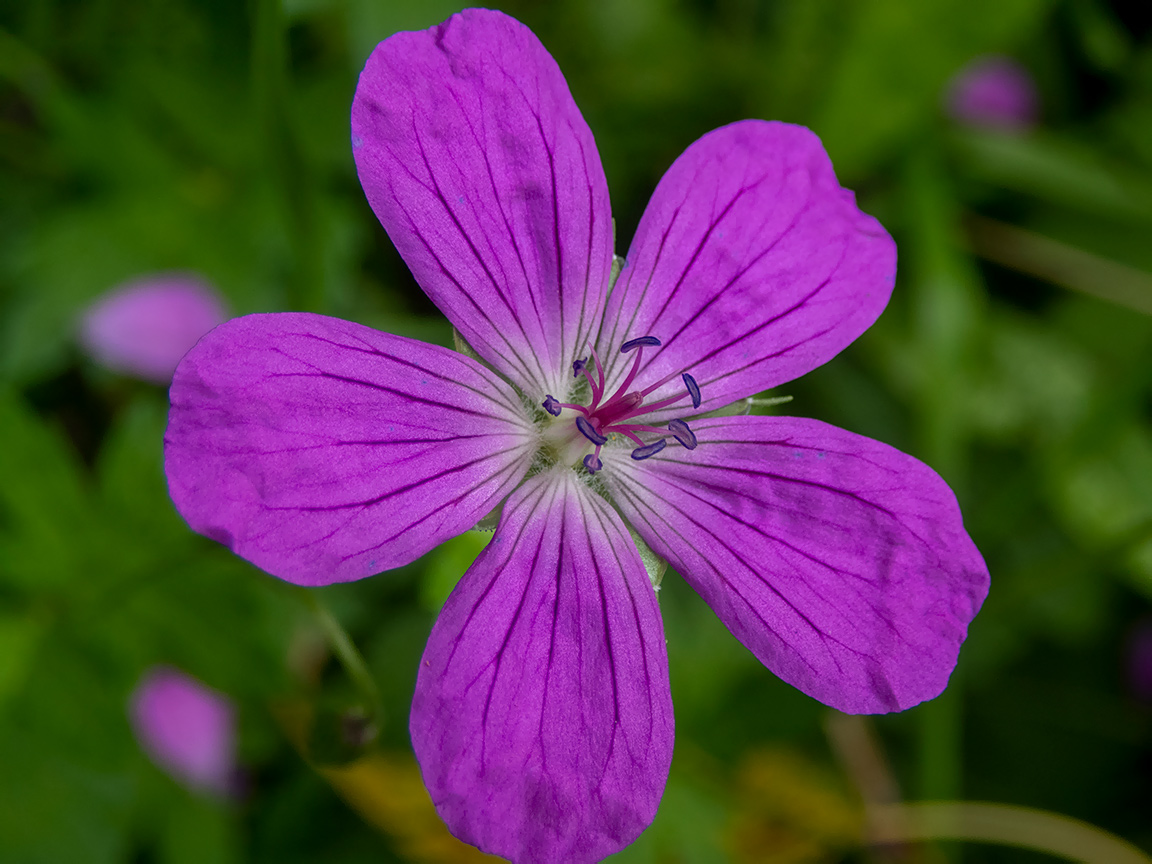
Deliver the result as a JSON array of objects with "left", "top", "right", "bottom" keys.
[{"left": 627, "top": 524, "right": 668, "bottom": 592}]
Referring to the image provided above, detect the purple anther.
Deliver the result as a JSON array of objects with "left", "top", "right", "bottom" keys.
[
  {"left": 583, "top": 453, "right": 603, "bottom": 474},
  {"left": 667, "top": 419, "right": 698, "bottom": 450},
  {"left": 575, "top": 416, "right": 608, "bottom": 446},
  {"left": 572, "top": 358, "right": 587, "bottom": 378},
  {"left": 682, "top": 373, "right": 701, "bottom": 409},
  {"left": 542, "top": 395, "right": 562, "bottom": 417},
  {"left": 620, "top": 336, "right": 661, "bottom": 353},
  {"left": 630, "top": 439, "right": 667, "bottom": 461}
]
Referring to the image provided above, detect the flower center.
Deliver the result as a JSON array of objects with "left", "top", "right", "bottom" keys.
[{"left": 542, "top": 336, "right": 701, "bottom": 474}]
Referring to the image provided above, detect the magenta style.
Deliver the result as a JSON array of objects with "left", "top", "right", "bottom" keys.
[{"left": 163, "top": 9, "right": 988, "bottom": 863}]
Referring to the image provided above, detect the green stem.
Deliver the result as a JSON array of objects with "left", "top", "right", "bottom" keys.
[
  {"left": 869, "top": 802, "right": 1151, "bottom": 864},
  {"left": 904, "top": 147, "right": 984, "bottom": 857},
  {"left": 299, "top": 589, "right": 383, "bottom": 721}
]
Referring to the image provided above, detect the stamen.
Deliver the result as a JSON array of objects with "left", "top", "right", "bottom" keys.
[
  {"left": 607, "top": 338, "right": 653, "bottom": 404},
  {"left": 682, "top": 373, "right": 701, "bottom": 409},
  {"left": 575, "top": 416, "right": 608, "bottom": 446},
  {"left": 542, "top": 396, "right": 590, "bottom": 417},
  {"left": 631, "top": 440, "right": 667, "bottom": 460},
  {"left": 621, "top": 336, "right": 661, "bottom": 353},
  {"left": 667, "top": 419, "right": 697, "bottom": 450},
  {"left": 573, "top": 355, "right": 602, "bottom": 404},
  {"left": 583, "top": 453, "right": 603, "bottom": 474},
  {"left": 618, "top": 430, "right": 646, "bottom": 447},
  {"left": 640, "top": 369, "right": 682, "bottom": 397},
  {"left": 589, "top": 348, "right": 605, "bottom": 391}
]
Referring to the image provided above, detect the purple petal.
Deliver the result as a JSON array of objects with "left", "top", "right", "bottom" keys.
[
  {"left": 164, "top": 313, "right": 535, "bottom": 586},
  {"left": 602, "top": 416, "right": 988, "bottom": 714},
  {"left": 411, "top": 469, "right": 673, "bottom": 863},
  {"left": 352, "top": 9, "right": 613, "bottom": 398},
  {"left": 597, "top": 121, "right": 896, "bottom": 418},
  {"left": 80, "top": 273, "right": 227, "bottom": 383},
  {"left": 130, "top": 666, "right": 236, "bottom": 795},
  {"left": 945, "top": 56, "right": 1038, "bottom": 132}
]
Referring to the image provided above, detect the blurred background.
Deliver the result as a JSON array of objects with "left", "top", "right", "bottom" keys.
[{"left": 2, "top": 0, "right": 1152, "bottom": 861}]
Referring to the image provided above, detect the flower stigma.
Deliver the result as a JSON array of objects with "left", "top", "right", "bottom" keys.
[{"left": 541, "top": 336, "right": 701, "bottom": 474}]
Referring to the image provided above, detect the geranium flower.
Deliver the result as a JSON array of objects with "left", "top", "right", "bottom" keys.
[
  {"left": 80, "top": 273, "right": 228, "bottom": 383},
  {"left": 130, "top": 666, "right": 237, "bottom": 796},
  {"left": 945, "top": 55, "right": 1039, "bottom": 132},
  {"left": 164, "top": 9, "right": 988, "bottom": 863}
]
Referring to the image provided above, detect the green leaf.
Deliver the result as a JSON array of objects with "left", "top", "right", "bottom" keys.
[{"left": 814, "top": 0, "right": 1053, "bottom": 179}]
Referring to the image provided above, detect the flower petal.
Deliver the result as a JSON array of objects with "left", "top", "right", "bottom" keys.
[
  {"left": 597, "top": 120, "right": 896, "bottom": 417},
  {"left": 411, "top": 469, "right": 673, "bottom": 864},
  {"left": 602, "top": 416, "right": 988, "bottom": 714},
  {"left": 164, "top": 313, "right": 535, "bottom": 586},
  {"left": 352, "top": 9, "right": 613, "bottom": 398}
]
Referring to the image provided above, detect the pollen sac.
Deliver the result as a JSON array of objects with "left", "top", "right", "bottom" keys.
[
  {"left": 583, "top": 453, "right": 603, "bottom": 474},
  {"left": 621, "top": 335, "right": 661, "bottom": 353},
  {"left": 682, "top": 373, "right": 701, "bottom": 409},
  {"left": 667, "top": 419, "right": 697, "bottom": 450},
  {"left": 631, "top": 439, "right": 667, "bottom": 460},
  {"left": 542, "top": 395, "right": 562, "bottom": 417},
  {"left": 572, "top": 358, "right": 587, "bottom": 378},
  {"left": 575, "top": 416, "right": 608, "bottom": 446}
]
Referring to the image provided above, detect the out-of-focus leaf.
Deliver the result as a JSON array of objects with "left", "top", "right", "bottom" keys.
[
  {"left": 607, "top": 772, "right": 729, "bottom": 864},
  {"left": 814, "top": 0, "right": 1053, "bottom": 179},
  {"left": 953, "top": 130, "right": 1152, "bottom": 223},
  {"left": 0, "top": 389, "right": 98, "bottom": 590},
  {"left": 418, "top": 531, "right": 491, "bottom": 613},
  {"left": 0, "top": 634, "right": 137, "bottom": 864},
  {"left": 1069, "top": 0, "right": 1131, "bottom": 73},
  {"left": 160, "top": 795, "right": 241, "bottom": 864},
  {"left": 967, "top": 312, "right": 1096, "bottom": 443},
  {"left": 0, "top": 610, "right": 42, "bottom": 715},
  {"left": 724, "top": 749, "right": 862, "bottom": 864},
  {"left": 1057, "top": 425, "right": 1152, "bottom": 546},
  {"left": 319, "top": 751, "right": 499, "bottom": 864}
]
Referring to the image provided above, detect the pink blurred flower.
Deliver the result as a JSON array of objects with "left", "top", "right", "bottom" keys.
[
  {"left": 945, "top": 56, "right": 1039, "bottom": 131},
  {"left": 129, "top": 666, "right": 237, "bottom": 795},
  {"left": 80, "top": 274, "right": 227, "bottom": 383}
]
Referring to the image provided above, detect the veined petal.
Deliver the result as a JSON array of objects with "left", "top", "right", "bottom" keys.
[
  {"left": 597, "top": 121, "right": 895, "bottom": 417},
  {"left": 352, "top": 9, "right": 613, "bottom": 398},
  {"left": 602, "top": 416, "right": 988, "bottom": 714},
  {"left": 411, "top": 469, "right": 673, "bottom": 864},
  {"left": 164, "top": 313, "right": 535, "bottom": 586}
]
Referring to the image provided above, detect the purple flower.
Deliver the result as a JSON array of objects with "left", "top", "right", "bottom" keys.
[
  {"left": 945, "top": 55, "right": 1039, "bottom": 132},
  {"left": 80, "top": 273, "right": 227, "bottom": 383},
  {"left": 129, "top": 666, "right": 237, "bottom": 796},
  {"left": 163, "top": 9, "right": 988, "bottom": 863}
]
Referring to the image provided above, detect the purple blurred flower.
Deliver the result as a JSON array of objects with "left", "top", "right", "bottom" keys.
[
  {"left": 163, "top": 9, "right": 988, "bottom": 863},
  {"left": 130, "top": 666, "right": 236, "bottom": 796},
  {"left": 945, "top": 56, "right": 1039, "bottom": 131},
  {"left": 80, "top": 273, "right": 227, "bottom": 383}
]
